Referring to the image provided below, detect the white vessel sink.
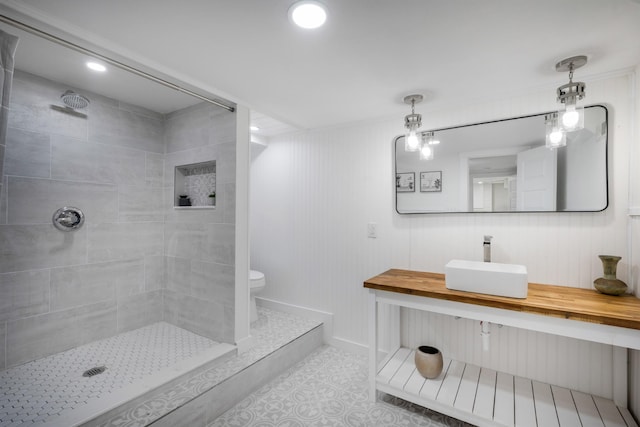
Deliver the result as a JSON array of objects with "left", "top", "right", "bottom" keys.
[{"left": 445, "top": 259, "right": 528, "bottom": 298}]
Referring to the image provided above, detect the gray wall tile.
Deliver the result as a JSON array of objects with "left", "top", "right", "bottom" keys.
[
  {"left": 0, "top": 322, "right": 5, "bottom": 370},
  {"left": 8, "top": 101, "right": 87, "bottom": 140},
  {"left": 80, "top": 87, "right": 119, "bottom": 109},
  {"left": 88, "top": 222, "right": 163, "bottom": 263},
  {"left": 0, "top": 224, "right": 87, "bottom": 273},
  {"left": 118, "top": 100, "right": 163, "bottom": 121},
  {"left": 0, "top": 269, "right": 50, "bottom": 322},
  {"left": 10, "top": 72, "right": 88, "bottom": 140},
  {"left": 144, "top": 255, "right": 166, "bottom": 291},
  {"left": 164, "top": 222, "right": 234, "bottom": 265},
  {"left": 209, "top": 108, "right": 236, "bottom": 145},
  {"left": 7, "top": 176, "right": 117, "bottom": 224},
  {"left": 205, "top": 223, "right": 235, "bottom": 265},
  {"left": 164, "top": 103, "right": 212, "bottom": 154},
  {"left": 146, "top": 153, "right": 164, "bottom": 187},
  {"left": 163, "top": 290, "right": 232, "bottom": 342},
  {"left": 163, "top": 257, "right": 234, "bottom": 307},
  {"left": 191, "top": 260, "right": 234, "bottom": 306},
  {"left": 119, "top": 185, "right": 164, "bottom": 222},
  {"left": 4, "top": 127, "right": 50, "bottom": 178},
  {"left": 222, "top": 182, "right": 236, "bottom": 225},
  {"left": 117, "top": 290, "right": 163, "bottom": 333},
  {"left": 6, "top": 300, "right": 117, "bottom": 367},
  {"left": 0, "top": 176, "right": 6, "bottom": 224},
  {"left": 51, "top": 134, "right": 146, "bottom": 185},
  {"left": 214, "top": 141, "right": 237, "bottom": 186},
  {"left": 165, "top": 256, "right": 191, "bottom": 294},
  {"left": 0, "top": 106, "right": 7, "bottom": 151},
  {"left": 12, "top": 71, "right": 68, "bottom": 106},
  {"left": 89, "top": 102, "right": 164, "bottom": 153},
  {"left": 50, "top": 258, "right": 144, "bottom": 311},
  {"left": 164, "top": 222, "right": 207, "bottom": 260}
]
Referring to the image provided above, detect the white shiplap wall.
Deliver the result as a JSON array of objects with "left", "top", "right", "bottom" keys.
[
  {"left": 629, "top": 64, "right": 640, "bottom": 419},
  {"left": 250, "top": 73, "right": 635, "bottom": 401}
]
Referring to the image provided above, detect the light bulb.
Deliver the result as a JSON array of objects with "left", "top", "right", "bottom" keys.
[
  {"left": 562, "top": 105, "right": 579, "bottom": 129},
  {"left": 420, "top": 143, "right": 434, "bottom": 160},
  {"left": 549, "top": 129, "right": 563, "bottom": 145},
  {"left": 405, "top": 131, "right": 420, "bottom": 151},
  {"left": 546, "top": 127, "right": 566, "bottom": 148}
]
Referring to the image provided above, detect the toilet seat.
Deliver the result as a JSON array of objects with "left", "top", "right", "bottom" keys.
[
  {"left": 249, "top": 270, "right": 265, "bottom": 323},
  {"left": 250, "top": 270, "right": 265, "bottom": 289}
]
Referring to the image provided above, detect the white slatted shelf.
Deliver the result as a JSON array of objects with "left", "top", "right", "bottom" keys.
[{"left": 377, "top": 348, "right": 639, "bottom": 427}]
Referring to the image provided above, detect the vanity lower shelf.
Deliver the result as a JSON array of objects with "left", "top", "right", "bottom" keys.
[
  {"left": 365, "top": 269, "right": 640, "bottom": 426},
  {"left": 378, "top": 347, "right": 637, "bottom": 427}
]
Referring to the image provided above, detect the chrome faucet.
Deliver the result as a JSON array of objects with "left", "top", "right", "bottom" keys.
[{"left": 483, "top": 235, "right": 493, "bottom": 262}]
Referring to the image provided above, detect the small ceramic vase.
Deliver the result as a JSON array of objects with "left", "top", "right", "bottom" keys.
[
  {"left": 593, "top": 255, "right": 627, "bottom": 296},
  {"left": 414, "top": 346, "right": 443, "bottom": 379}
]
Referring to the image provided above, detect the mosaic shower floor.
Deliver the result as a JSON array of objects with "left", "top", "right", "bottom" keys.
[
  {"left": 211, "top": 345, "right": 472, "bottom": 427},
  {"left": 0, "top": 322, "right": 230, "bottom": 426}
]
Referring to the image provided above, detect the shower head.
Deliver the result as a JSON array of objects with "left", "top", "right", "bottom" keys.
[{"left": 60, "top": 90, "right": 90, "bottom": 110}]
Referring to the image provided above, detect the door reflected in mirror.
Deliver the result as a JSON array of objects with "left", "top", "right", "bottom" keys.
[{"left": 394, "top": 105, "right": 608, "bottom": 214}]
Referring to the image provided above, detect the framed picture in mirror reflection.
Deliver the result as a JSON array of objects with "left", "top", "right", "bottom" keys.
[
  {"left": 421, "top": 171, "right": 442, "bottom": 192},
  {"left": 396, "top": 172, "right": 415, "bottom": 192}
]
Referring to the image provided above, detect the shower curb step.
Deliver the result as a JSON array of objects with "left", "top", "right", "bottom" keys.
[
  {"left": 51, "top": 342, "right": 237, "bottom": 427},
  {"left": 150, "top": 324, "right": 324, "bottom": 427}
]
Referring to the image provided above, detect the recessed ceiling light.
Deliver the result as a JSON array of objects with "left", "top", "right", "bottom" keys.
[
  {"left": 289, "top": 1, "right": 327, "bottom": 29},
  {"left": 250, "top": 125, "right": 260, "bottom": 131},
  {"left": 86, "top": 61, "right": 106, "bottom": 72}
]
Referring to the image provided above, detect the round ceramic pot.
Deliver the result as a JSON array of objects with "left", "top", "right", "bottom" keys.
[{"left": 415, "top": 346, "right": 443, "bottom": 379}]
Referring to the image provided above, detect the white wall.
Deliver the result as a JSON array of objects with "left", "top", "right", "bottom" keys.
[
  {"left": 629, "top": 65, "right": 640, "bottom": 418},
  {"left": 251, "top": 72, "right": 635, "bottom": 402}
]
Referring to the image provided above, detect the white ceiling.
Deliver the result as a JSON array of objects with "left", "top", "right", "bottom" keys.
[{"left": 1, "top": 0, "right": 640, "bottom": 137}]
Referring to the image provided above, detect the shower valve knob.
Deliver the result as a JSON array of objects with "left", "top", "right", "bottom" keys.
[{"left": 52, "top": 207, "right": 85, "bottom": 231}]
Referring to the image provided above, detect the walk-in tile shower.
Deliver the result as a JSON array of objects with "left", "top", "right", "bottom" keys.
[{"left": 0, "top": 20, "right": 238, "bottom": 426}]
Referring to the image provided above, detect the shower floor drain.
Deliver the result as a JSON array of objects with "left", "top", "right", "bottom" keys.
[{"left": 82, "top": 366, "right": 107, "bottom": 377}]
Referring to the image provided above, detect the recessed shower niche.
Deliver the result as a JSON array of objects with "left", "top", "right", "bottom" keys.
[{"left": 174, "top": 160, "right": 217, "bottom": 208}]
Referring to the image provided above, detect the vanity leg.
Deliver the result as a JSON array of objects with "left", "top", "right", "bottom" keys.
[
  {"left": 612, "top": 346, "right": 628, "bottom": 407},
  {"left": 368, "top": 290, "right": 378, "bottom": 402},
  {"left": 388, "top": 304, "right": 401, "bottom": 351}
]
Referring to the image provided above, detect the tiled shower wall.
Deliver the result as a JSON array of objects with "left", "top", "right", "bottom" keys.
[
  {"left": 163, "top": 102, "right": 236, "bottom": 344},
  {"left": 0, "top": 70, "right": 236, "bottom": 369}
]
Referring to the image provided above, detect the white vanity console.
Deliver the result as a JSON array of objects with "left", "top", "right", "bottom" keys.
[{"left": 365, "top": 269, "right": 640, "bottom": 427}]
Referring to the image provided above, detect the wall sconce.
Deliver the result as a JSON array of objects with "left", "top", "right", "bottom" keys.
[
  {"left": 555, "top": 55, "right": 587, "bottom": 132},
  {"left": 403, "top": 94, "right": 423, "bottom": 152},
  {"left": 545, "top": 112, "right": 566, "bottom": 148}
]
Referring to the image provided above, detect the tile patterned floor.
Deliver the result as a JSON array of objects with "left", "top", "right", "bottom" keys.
[
  {"left": 211, "top": 345, "right": 473, "bottom": 427},
  {"left": 0, "top": 322, "right": 221, "bottom": 426}
]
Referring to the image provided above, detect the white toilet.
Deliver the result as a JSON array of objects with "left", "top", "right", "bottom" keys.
[{"left": 249, "top": 270, "right": 266, "bottom": 323}]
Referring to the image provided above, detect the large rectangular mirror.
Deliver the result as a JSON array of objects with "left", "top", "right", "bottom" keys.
[{"left": 395, "top": 105, "right": 608, "bottom": 213}]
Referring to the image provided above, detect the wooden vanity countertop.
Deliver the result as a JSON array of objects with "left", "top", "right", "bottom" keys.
[{"left": 364, "top": 269, "right": 640, "bottom": 331}]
